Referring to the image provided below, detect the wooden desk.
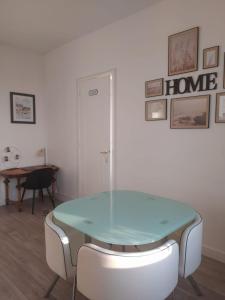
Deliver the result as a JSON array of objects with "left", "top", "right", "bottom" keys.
[{"left": 0, "top": 164, "right": 59, "bottom": 212}]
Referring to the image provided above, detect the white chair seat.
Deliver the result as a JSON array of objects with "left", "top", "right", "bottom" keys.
[
  {"left": 179, "top": 213, "right": 203, "bottom": 278},
  {"left": 44, "top": 212, "right": 85, "bottom": 297},
  {"left": 75, "top": 240, "right": 179, "bottom": 300},
  {"left": 178, "top": 213, "right": 203, "bottom": 296}
]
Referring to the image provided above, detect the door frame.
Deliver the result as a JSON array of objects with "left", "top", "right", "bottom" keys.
[{"left": 77, "top": 69, "right": 116, "bottom": 196}]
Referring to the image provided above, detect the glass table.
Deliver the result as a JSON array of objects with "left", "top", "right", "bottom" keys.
[{"left": 53, "top": 190, "right": 197, "bottom": 246}]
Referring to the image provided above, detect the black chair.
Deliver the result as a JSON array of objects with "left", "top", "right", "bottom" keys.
[{"left": 20, "top": 168, "right": 56, "bottom": 214}]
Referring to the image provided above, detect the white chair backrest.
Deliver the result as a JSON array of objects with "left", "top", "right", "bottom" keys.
[
  {"left": 45, "top": 212, "right": 75, "bottom": 280},
  {"left": 179, "top": 213, "right": 203, "bottom": 278},
  {"left": 76, "top": 240, "right": 179, "bottom": 300}
]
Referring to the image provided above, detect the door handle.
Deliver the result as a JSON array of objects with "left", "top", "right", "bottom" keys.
[{"left": 100, "top": 150, "right": 110, "bottom": 154}]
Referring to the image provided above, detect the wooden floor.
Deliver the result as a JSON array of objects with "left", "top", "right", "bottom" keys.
[{"left": 0, "top": 198, "right": 225, "bottom": 300}]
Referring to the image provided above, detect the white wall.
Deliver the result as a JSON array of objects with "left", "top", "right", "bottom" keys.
[
  {"left": 0, "top": 45, "right": 47, "bottom": 204},
  {"left": 45, "top": 0, "right": 225, "bottom": 262}
]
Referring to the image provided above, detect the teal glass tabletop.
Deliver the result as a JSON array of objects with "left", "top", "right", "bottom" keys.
[{"left": 53, "top": 190, "right": 197, "bottom": 246}]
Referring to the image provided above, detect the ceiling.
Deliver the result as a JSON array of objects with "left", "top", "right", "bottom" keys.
[{"left": 0, "top": 0, "right": 161, "bottom": 54}]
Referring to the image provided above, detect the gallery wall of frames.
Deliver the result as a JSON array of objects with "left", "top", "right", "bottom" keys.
[{"left": 145, "top": 27, "right": 225, "bottom": 128}]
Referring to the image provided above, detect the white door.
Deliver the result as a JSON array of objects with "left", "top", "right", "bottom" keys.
[{"left": 78, "top": 71, "right": 114, "bottom": 197}]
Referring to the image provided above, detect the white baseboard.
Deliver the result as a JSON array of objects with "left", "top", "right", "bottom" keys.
[{"left": 203, "top": 244, "right": 225, "bottom": 264}]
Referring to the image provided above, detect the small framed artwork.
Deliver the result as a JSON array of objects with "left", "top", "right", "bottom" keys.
[
  {"left": 223, "top": 53, "right": 225, "bottom": 89},
  {"left": 170, "top": 95, "right": 210, "bottom": 129},
  {"left": 145, "top": 78, "right": 164, "bottom": 98},
  {"left": 10, "top": 92, "right": 36, "bottom": 124},
  {"left": 203, "top": 46, "right": 219, "bottom": 69},
  {"left": 145, "top": 99, "right": 167, "bottom": 121},
  {"left": 216, "top": 93, "right": 225, "bottom": 123},
  {"left": 168, "top": 27, "right": 199, "bottom": 76}
]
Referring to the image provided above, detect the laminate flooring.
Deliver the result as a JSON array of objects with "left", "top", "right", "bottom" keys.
[{"left": 0, "top": 198, "right": 224, "bottom": 300}]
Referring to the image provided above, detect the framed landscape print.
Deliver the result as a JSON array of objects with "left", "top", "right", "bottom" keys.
[
  {"left": 10, "top": 92, "right": 36, "bottom": 124},
  {"left": 216, "top": 93, "right": 225, "bottom": 123},
  {"left": 145, "top": 78, "right": 164, "bottom": 97},
  {"left": 145, "top": 99, "right": 167, "bottom": 121},
  {"left": 168, "top": 27, "right": 199, "bottom": 76},
  {"left": 170, "top": 95, "right": 210, "bottom": 129},
  {"left": 203, "top": 46, "right": 219, "bottom": 69}
]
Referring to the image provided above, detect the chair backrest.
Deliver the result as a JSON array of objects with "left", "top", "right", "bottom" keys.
[
  {"left": 44, "top": 212, "right": 75, "bottom": 280},
  {"left": 76, "top": 240, "right": 179, "bottom": 300},
  {"left": 179, "top": 213, "right": 203, "bottom": 278},
  {"left": 25, "top": 168, "right": 54, "bottom": 189}
]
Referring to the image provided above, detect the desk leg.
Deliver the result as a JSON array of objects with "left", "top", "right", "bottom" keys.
[
  {"left": 16, "top": 178, "right": 22, "bottom": 212},
  {"left": 4, "top": 178, "right": 10, "bottom": 206}
]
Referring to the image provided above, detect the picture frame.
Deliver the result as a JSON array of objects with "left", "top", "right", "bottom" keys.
[
  {"left": 145, "top": 78, "right": 164, "bottom": 98},
  {"left": 145, "top": 99, "right": 167, "bottom": 121},
  {"left": 216, "top": 92, "right": 225, "bottom": 123},
  {"left": 223, "top": 53, "right": 225, "bottom": 89},
  {"left": 10, "top": 92, "right": 36, "bottom": 124},
  {"left": 203, "top": 46, "right": 219, "bottom": 69},
  {"left": 168, "top": 27, "right": 199, "bottom": 76},
  {"left": 170, "top": 95, "right": 210, "bottom": 129}
]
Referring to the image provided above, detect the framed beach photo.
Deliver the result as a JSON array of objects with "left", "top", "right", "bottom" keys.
[
  {"left": 145, "top": 99, "right": 167, "bottom": 121},
  {"left": 10, "top": 92, "right": 36, "bottom": 124},
  {"left": 145, "top": 78, "right": 164, "bottom": 97},
  {"left": 216, "top": 93, "right": 225, "bottom": 123},
  {"left": 170, "top": 95, "right": 210, "bottom": 129},
  {"left": 168, "top": 27, "right": 199, "bottom": 76},
  {"left": 203, "top": 46, "right": 219, "bottom": 69}
]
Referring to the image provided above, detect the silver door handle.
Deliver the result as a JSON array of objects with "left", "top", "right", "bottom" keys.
[{"left": 100, "top": 150, "right": 110, "bottom": 154}]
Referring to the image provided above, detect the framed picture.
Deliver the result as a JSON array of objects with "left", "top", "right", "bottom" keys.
[
  {"left": 10, "top": 92, "right": 36, "bottom": 124},
  {"left": 203, "top": 46, "right": 219, "bottom": 69},
  {"left": 145, "top": 78, "right": 164, "bottom": 97},
  {"left": 168, "top": 27, "right": 199, "bottom": 76},
  {"left": 145, "top": 99, "right": 167, "bottom": 121},
  {"left": 224, "top": 53, "right": 225, "bottom": 89},
  {"left": 216, "top": 93, "right": 225, "bottom": 123},
  {"left": 170, "top": 95, "right": 210, "bottom": 129}
]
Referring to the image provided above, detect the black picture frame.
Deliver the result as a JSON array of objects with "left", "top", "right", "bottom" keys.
[{"left": 10, "top": 92, "right": 36, "bottom": 124}]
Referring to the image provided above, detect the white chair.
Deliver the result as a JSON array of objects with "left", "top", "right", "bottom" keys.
[
  {"left": 179, "top": 213, "right": 203, "bottom": 296},
  {"left": 74, "top": 240, "right": 179, "bottom": 300},
  {"left": 44, "top": 212, "right": 84, "bottom": 298}
]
